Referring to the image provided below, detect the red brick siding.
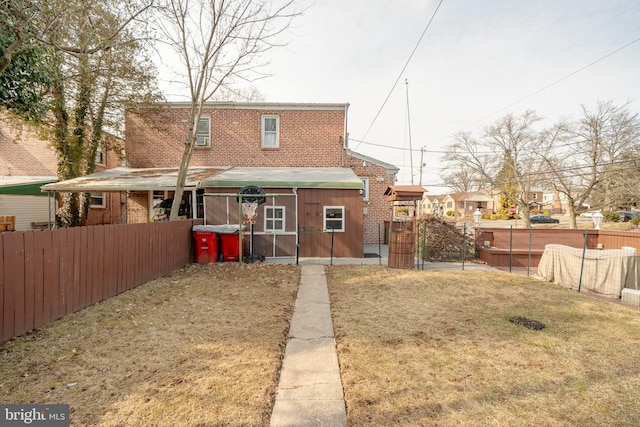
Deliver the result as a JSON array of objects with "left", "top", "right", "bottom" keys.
[
  {"left": 0, "top": 120, "right": 57, "bottom": 176},
  {"left": 127, "top": 191, "right": 150, "bottom": 224},
  {"left": 125, "top": 105, "right": 398, "bottom": 244},
  {"left": 347, "top": 158, "right": 395, "bottom": 244},
  {"left": 125, "top": 107, "right": 346, "bottom": 168},
  {"left": 1, "top": 116, "right": 126, "bottom": 226}
]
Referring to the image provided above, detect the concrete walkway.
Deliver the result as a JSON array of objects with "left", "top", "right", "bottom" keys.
[
  {"left": 268, "top": 246, "right": 509, "bottom": 426},
  {"left": 270, "top": 264, "right": 347, "bottom": 427}
]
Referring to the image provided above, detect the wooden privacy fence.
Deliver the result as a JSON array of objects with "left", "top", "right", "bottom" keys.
[
  {"left": 479, "top": 227, "right": 640, "bottom": 267},
  {"left": 1, "top": 220, "right": 201, "bottom": 344}
]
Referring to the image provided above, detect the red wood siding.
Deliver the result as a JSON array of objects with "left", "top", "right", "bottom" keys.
[{"left": 0, "top": 220, "right": 198, "bottom": 344}]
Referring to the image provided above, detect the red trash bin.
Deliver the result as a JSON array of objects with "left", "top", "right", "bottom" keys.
[
  {"left": 220, "top": 233, "right": 243, "bottom": 262},
  {"left": 193, "top": 231, "right": 213, "bottom": 264}
]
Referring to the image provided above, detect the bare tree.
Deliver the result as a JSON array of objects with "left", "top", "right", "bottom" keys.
[
  {"left": 444, "top": 111, "right": 556, "bottom": 227},
  {"left": 157, "top": 0, "right": 300, "bottom": 221},
  {"left": 540, "top": 101, "right": 640, "bottom": 228},
  {"left": 585, "top": 101, "right": 640, "bottom": 209},
  {"left": 440, "top": 163, "right": 485, "bottom": 193}
]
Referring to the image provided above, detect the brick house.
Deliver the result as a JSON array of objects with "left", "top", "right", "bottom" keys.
[
  {"left": 124, "top": 102, "right": 398, "bottom": 244},
  {"left": 0, "top": 115, "right": 121, "bottom": 229}
]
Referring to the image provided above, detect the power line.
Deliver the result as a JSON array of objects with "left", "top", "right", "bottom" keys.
[
  {"left": 355, "top": 35, "right": 640, "bottom": 155},
  {"left": 469, "top": 36, "right": 640, "bottom": 128},
  {"left": 357, "top": 0, "right": 445, "bottom": 145}
]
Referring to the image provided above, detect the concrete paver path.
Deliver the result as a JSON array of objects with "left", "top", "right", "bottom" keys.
[{"left": 270, "top": 265, "right": 347, "bottom": 427}]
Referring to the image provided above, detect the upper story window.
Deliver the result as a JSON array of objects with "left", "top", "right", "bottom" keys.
[
  {"left": 195, "top": 116, "right": 210, "bottom": 147},
  {"left": 360, "top": 177, "right": 369, "bottom": 201},
  {"left": 95, "top": 144, "right": 106, "bottom": 166},
  {"left": 262, "top": 115, "right": 279, "bottom": 148}
]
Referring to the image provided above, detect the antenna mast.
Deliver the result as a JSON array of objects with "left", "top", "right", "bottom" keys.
[{"left": 405, "top": 79, "right": 414, "bottom": 185}]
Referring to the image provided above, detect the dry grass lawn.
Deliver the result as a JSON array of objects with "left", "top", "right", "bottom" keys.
[
  {"left": 0, "top": 263, "right": 299, "bottom": 426},
  {"left": 327, "top": 265, "right": 640, "bottom": 427},
  {"left": 4, "top": 261, "right": 640, "bottom": 426}
]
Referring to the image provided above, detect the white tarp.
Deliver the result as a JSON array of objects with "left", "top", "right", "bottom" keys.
[{"left": 536, "top": 244, "right": 640, "bottom": 298}]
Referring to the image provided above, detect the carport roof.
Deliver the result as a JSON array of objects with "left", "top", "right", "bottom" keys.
[
  {"left": 38, "top": 166, "right": 363, "bottom": 193},
  {"left": 40, "top": 167, "right": 226, "bottom": 192},
  {"left": 200, "top": 167, "right": 363, "bottom": 189}
]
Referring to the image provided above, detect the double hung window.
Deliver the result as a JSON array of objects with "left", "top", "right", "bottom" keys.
[
  {"left": 196, "top": 116, "right": 210, "bottom": 146},
  {"left": 262, "top": 116, "right": 279, "bottom": 148}
]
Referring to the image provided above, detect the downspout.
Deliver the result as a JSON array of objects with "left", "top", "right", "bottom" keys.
[
  {"left": 343, "top": 104, "right": 349, "bottom": 148},
  {"left": 341, "top": 104, "right": 349, "bottom": 167}
]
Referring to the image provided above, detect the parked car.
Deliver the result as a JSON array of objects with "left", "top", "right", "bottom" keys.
[
  {"left": 530, "top": 214, "right": 560, "bottom": 224},
  {"left": 617, "top": 211, "right": 636, "bottom": 222},
  {"left": 579, "top": 210, "right": 600, "bottom": 217}
]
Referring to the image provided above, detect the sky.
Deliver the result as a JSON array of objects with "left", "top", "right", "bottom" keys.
[{"left": 157, "top": 0, "right": 640, "bottom": 194}]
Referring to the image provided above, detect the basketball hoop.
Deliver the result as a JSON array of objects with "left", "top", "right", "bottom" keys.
[{"left": 242, "top": 202, "right": 258, "bottom": 224}]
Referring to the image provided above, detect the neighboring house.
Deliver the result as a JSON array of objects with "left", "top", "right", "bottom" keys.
[
  {"left": 419, "top": 194, "right": 448, "bottom": 216},
  {"left": 450, "top": 191, "right": 495, "bottom": 218},
  {"left": 542, "top": 189, "right": 569, "bottom": 214},
  {"left": 0, "top": 113, "right": 123, "bottom": 229},
  {"left": 0, "top": 115, "right": 58, "bottom": 230},
  {"left": 486, "top": 187, "right": 547, "bottom": 214},
  {"left": 526, "top": 189, "right": 544, "bottom": 211},
  {"left": 123, "top": 102, "right": 398, "bottom": 245}
]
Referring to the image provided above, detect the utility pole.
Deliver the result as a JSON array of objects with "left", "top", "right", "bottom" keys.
[
  {"left": 418, "top": 147, "right": 424, "bottom": 186},
  {"left": 405, "top": 79, "right": 414, "bottom": 185}
]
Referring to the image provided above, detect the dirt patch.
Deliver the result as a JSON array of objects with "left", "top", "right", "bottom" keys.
[
  {"left": 508, "top": 316, "right": 546, "bottom": 330},
  {"left": 0, "top": 263, "right": 300, "bottom": 426}
]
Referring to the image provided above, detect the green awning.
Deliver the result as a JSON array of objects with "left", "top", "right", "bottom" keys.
[{"left": 0, "top": 178, "right": 57, "bottom": 196}]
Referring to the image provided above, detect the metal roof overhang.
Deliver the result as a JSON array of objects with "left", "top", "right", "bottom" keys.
[
  {"left": 0, "top": 177, "right": 58, "bottom": 196},
  {"left": 200, "top": 167, "right": 363, "bottom": 189},
  {"left": 40, "top": 167, "right": 227, "bottom": 193}
]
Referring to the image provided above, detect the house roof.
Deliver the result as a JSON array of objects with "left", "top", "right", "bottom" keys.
[
  {"left": 344, "top": 149, "right": 400, "bottom": 173},
  {"left": 201, "top": 167, "right": 363, "bottom": 189},
  {"left": 449, "top": 191, "right": 494, "bottom": 202},
  {"left": 132, "top": 101, "right": 349, "bottom": 111},
  {"left": 41, "top": 167, "right": 226, "bottom": 192},
  {"left": 0, "top": 176, "right": 58, "bottom": 196}
]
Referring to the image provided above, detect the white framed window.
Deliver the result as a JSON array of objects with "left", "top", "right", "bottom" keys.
[
  {"left": 265, "top": 206, "right": 285, "bottom": 232},
  {"left": 195, "top": 116, "right": 210, "bottom": 146},
  {"left": 95, "top": 144, "right": 106, "bottom": 165},
  {"left": 359, "top": 177, "right": 369, "bottom": 201},
  {"left": 90, "top": 192, "right": 106, "bottom": 208},
  {"left": 262, "top": 115, "right": 279, "bottom": 148},
  {"left": 323, "top": 206, "right": 345, "bottom": 232}
]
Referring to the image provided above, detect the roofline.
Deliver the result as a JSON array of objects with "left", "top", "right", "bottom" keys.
[
  {"left": 345, "top": 149, "right": 399, "bottom": 173},
  {"left": 128, "top": 101, "right": 350, "bottom": 111},
  {"left": 200, "top": 166, "right": 363, "bottom": 190},
  {"left": 202, "top": 180, "right": 362, "bottom": 189}
]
